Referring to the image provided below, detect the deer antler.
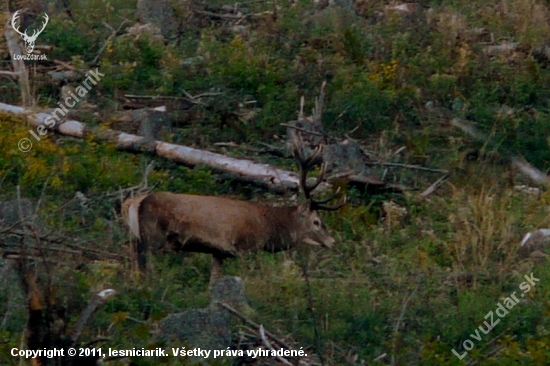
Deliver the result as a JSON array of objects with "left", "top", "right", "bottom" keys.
[
  {"left": 310, "top": 187, "right": 347, "bottom": 211},
  {"left": 291, "top": 134, "right": 322, "bottom": 198},
  {"left": 11, "top": 11, "right": 48, "bottom": 39},
  {"left": 291, "top": 134, "right": 346, "bottom": 211},
  {"left": 33, "top": 13, "right": 49, "bottom": 38},
  {"left": 11, "top": 10, "right": 25, "bottom": 37}
]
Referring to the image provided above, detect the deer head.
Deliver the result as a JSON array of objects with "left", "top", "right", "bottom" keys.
[
  {"left": 11, "top": 11, "right": 49, "bottom": 54},
  {"left": 291, "top": 134, "right": 346, "bottom": 248}
]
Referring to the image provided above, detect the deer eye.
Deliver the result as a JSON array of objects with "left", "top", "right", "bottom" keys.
[{"left": 313, "top": 219, "right": 321, "bottom": 227}]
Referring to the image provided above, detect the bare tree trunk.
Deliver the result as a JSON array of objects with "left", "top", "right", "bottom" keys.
[{"left": 3, "top": 12, "right": 32, "bottom": 107}]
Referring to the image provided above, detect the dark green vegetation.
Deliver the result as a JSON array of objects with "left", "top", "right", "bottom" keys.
[{"left": 2, "top": 0, "right": 550, "bottom": 364}]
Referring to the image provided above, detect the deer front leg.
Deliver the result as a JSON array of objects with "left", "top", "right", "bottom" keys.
[{"left": 209, "top": 255, "right": 224, "bottom": 288}]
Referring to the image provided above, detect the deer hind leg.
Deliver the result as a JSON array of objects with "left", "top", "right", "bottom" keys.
[
  {"left": 135, "top": 240, "right": 148, "bottom": 274},
  {"left": 138, "top": 216, "right": 167, "bottom": 274},
  {"left": 209, "top": 255, "right": 224, "bottom": 288}
]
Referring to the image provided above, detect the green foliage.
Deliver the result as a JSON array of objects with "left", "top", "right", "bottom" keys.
[
  {"left": 41, "top": 18, "right": 95, "bottom": 59},
  {"left": 158, "top": 165, "right": 220, "bottom": 195},
  {"left": 99, "top": 36, "right": 165, "bottom": 92},
  {"left": 0, "top": 114, "right": 143, "bottom": 197},
  {"left": 328, "top": 68, "right": 396, "bottom": 133}
]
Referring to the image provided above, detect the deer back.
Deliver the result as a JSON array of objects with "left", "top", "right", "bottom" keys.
[{"left": 127, "top": 192, "right": 271, "bottom": 256}]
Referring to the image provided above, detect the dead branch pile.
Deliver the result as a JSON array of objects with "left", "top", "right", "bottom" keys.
[
  {"left": 224, "top": 301, "right": 322, "bottom": 366},
  {"left": 0, "top": 196, "right": 117, "bottom": 365}
]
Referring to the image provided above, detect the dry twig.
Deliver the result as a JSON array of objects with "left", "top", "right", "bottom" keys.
[
  {"left": 92, "top": 19, "right": 129, "bottom": 64},
  {"left": 390, "top": 287, "right": 417, "bottom": 366},
  {"left": 69, "top": 289, "right": 117, "bottom": 345},
  {"left": 368, "top": 161, "right": 448, "bottom": 173},
  {"left": 260, "top": 325, "right": 293, "bottom": 365},
  {"left": 420, "top": 174, "right": 449, "bottom": 198},
  {"left": 281, "top": 123, "right": 326, "bottom": 136},
  {"left": 218, "top": 302, "right": 293, "bottom": 350}
]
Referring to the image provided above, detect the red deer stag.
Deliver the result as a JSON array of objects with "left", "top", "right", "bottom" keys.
[{"left": 121, "top": 137, "right": 345, "bottom": 285}]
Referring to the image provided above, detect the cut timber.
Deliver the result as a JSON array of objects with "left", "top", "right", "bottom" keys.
[{"left": 0, "top": 102, "right": 320, "bottom": 193}]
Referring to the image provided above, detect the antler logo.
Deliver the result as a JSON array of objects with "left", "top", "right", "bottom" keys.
[{"left": 11, "top": 10, "right": 49, "bottom": 54}]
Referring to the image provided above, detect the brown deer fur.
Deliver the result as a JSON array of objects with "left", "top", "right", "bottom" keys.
[{"left": 122, "top": 191, "right": 337, "bottom": 284}]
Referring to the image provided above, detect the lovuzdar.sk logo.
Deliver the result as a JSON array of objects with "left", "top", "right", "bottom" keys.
[{"left": 11, "top": 10, "right": 48, "bottom": 60}]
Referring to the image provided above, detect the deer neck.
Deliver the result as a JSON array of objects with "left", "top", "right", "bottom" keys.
[{"left": 259, "top": 205, "right": 300, "bottom": 252}]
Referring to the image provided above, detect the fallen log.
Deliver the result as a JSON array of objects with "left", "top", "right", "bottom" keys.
[
  {"left": 451, "top": 117, "right": 550, "bottom": 186},
  {"left": 483, "top": 42, "right": 519, "bottom": 55},
  {"left": 0, "top": 102, "right": 323, "bottom": 193}
]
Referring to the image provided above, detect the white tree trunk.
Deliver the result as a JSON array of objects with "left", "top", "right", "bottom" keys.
[
  {"left": 0, "top": 102, "right": 313, "bottom": 192},
  {"left": 3, "top": 14, "right": 32, "bottom": 107}
]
